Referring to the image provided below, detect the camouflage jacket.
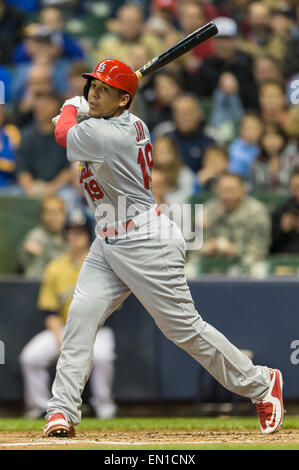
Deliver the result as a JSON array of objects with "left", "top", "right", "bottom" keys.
[
  {"left": 203, "top": 196, "right": 271, "bottom": 267},
  {"left": 19, "top": 225, "right": 67, "bottom": 279}
]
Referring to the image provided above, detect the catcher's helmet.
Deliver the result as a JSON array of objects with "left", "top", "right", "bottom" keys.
[{"left": 82, "top": 59, "right": 138, "bottom": 104}]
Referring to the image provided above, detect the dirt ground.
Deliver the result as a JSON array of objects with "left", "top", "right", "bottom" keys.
[{"left": 0, "top": 429, "right": 298, "bottom": 449}]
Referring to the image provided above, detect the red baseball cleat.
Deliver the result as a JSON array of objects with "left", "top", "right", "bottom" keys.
[
  {"left": 43, "top": 413, "right": 75, "bottom": 438},
  {"left": 255, "top": 368, "right": 284, "bottom": 434}
]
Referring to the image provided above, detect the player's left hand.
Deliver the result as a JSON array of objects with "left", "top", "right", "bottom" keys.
[
  {"left": 61, "top": 96, "right": 90, "bottom": 116},
  {"left": 52, "top": 114, "right": 60, "bottom": 127},
  {"left": 52, "top": 97, "right": 90, "bottom": 127}
]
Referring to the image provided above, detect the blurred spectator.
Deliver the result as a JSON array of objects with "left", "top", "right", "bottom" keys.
[
  {"left": 0, "top": 105, "right": 20, "bottom": 191},
  {"left": 11, "top": 26, "right": 71, "bottom": 101},
  {"left": 65, "top": 61, "right": 90, "bottom": 99},
  {"left": 281, "top": 6, "right": 299, "bottom": 77},
  {"left": 266, "top": 4, "right": 298, "bottom": 64},
  {"left": 158, "top": 27, "right": 185, "bottom": 75},
  {"left": 271, "top": 166, "right": 299, "bottom": 254},
  {"left": 280, "top": 104, "right": 299, "bottom": 182},
  {"left": 147, "top": 71, "right": 183, "bottom": 132},
  {"left": 250, "top": 122, "right": 289, "bottom": 191},
  {"left": 0, "top": 0, "right": 25, "bottom": 64},
  {"left": 196, "top": 145, "right": 229, "bottom": 193},
  {"left": 12, "top": 64, "right": 53, "bottom": 128},
  {"left": 18, "top": 195, "right": 67, "bottom": 278},
  {"left": 151, "top": 166, "right": 191, "bottom": 242},
  {"left": 226, "top": 0, "right": 252, "bottom": 31},
  {"left": 179, "top": 1, "right": 214, "bottom": 72},
  {"left": 208, "top": 72, "right": 244, "bottom": 144},
  {"left": 238, "top": 1, "right": 271, "bottom": 56},
  {"left": 128, "top": 42, "right": 156, "bottom": 122},
  {"left": 151, "top": 166, "right": 170, "bottom": 205},
  {"left": 146, "top": 0, "right": 179, "bottom": 38},
  {"left": 16, "top": 91, "right": 71, "bottom": 198},
  {"left": 228, "top": 112, "right": 264, "bottom": 180},
  {"left": 93, "top": 3, "right": 162, "bottom": 66},
  {"left": 165, "top": 94, "right": 215, "bottom": 173},
  {"left": 13, "top": 6, "right": 84, "bottom": 63},
  {"left": 0, "top": 65, "right": 12, "bottom": 104},
  {"left": 40, "top": 6, "right": 84, "bottom": 60},
  {"left": 253, "top": 55, "right": 283, "bottom": 87},
  {"left": 60, "top": 161, "right": 91, "bottom": 216},
  {"left": 258, "top": 80, "right": 288, "bottom": 126},
  {"left": 6, "top": 0, "right": 39, "bottom": 13},
  {"left": 153, "top": 135, "right": 194, "bottom": 204},
  {"left": 185, "top": 16, "right": 259, "bottom": 109},
  {"left": 179, "top": 0, "right": 227, "bottom": 20},
  {"left": 200, "top": 172, "right": 271, "bottom": 271},
  {"left": 19, "top": 210, "right": 116, "bottom": 419}
]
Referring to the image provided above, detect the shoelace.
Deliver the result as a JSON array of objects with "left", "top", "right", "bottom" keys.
[{"left": 256, "top": 401, "right": 272, "bottom": 421}]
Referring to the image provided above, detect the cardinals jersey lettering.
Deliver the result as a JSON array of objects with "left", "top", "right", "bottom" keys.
[{"left": 66, "top": 110, "right": 155, "bottom": 227}]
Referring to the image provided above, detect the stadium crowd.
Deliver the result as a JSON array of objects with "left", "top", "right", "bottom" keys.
[{"left": 1, "top": 0, "right": 299, "bottom": 278}]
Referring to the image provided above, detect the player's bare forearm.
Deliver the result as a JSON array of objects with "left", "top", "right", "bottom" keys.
[
  {"left": 47, "top": 167, "right": 72, "bottom": 193},
  {"left": 17, "top": 171, "right": 34, "bottom": 196}
]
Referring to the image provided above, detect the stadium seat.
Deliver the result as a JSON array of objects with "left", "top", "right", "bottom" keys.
[
  {"left": 197, "top": 255, "right": 239, "bottom": 275},
  {"left": 252, "top": 191, "right": 288, "bottom": 213},
  {"left": 266, "top": 255, "right": 299, "bottom": 275}
]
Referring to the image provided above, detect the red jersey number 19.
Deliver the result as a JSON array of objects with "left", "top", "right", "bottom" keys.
[
  {"left": 137, "top": 143, "right": 154, "bottom": 190},
  {"left": 84, "top": 179, "right": 104, "bottom": 200}
]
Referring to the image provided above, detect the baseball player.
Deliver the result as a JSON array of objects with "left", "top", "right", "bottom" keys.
[{"left": 44, "top": 59, "right": 283, "bottom": 437}]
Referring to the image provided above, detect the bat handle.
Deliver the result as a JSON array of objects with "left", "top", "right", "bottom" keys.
[{"left": 135, "top": 70, "right": 142, "bottom": 80}]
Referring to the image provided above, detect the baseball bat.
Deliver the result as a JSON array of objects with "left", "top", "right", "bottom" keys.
[{"left": 135, "top": 22, "right": 218, "bottom": 79}]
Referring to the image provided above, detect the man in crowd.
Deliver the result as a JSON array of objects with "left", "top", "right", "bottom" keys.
[
  {"left": 18, "top": 195, "right": 67, "bottom": 278},
  {"left": 94, "top": 3, "right": 162, "bottom": 67},
  {"left": 16, "top": 91, "right": 71, "bottom": 198},
  {"left": 166, "top": 94, "right": 214, "bottom": 173},
  {"left": 271, "top": 166, "right": 299, "bottom": 254},
  {"left": 200, "top": 172, "right": 271, "bottom": 273},
  {"left": 185, "top": 16, "right": 259, "bottom": 110}
]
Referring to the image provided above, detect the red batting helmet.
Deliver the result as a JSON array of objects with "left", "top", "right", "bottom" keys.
[{"left": 82, "top": 59, "right": 138, "bottom": 103}]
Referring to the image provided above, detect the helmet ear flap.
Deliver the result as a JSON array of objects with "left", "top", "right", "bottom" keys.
[{"left": 83, "top": 79, "right": 91, "bottom": 101}]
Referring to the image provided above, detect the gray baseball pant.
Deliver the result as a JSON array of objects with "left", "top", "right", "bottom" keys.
[{"left": 46, "top": 210, "right": 270, "bottom": 425}]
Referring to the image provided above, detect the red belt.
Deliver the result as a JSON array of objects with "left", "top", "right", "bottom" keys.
[{"left": 98, "top": 205, "right": 161, "bottom": 238}]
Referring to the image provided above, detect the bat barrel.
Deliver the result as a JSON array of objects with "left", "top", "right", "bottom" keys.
[{"left": 136, "top": 22, "right": 218, "bottom": 78}]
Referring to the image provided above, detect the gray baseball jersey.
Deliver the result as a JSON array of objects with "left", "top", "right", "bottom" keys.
[
  {"left": 67, "top": 110, "right": 155, "bottom": 226},
  {"left": 47, "top": 107, "right": 271, "bottom": 426}
]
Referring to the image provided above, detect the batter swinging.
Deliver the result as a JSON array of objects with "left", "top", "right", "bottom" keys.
[{"left": 44, "top": 59, "right": 283, "bottom": 437}]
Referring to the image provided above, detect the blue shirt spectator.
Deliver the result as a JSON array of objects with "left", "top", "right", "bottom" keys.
[
  {"left": 0, "top": 0, "right": 25, "bottom": 64},
  {"left": 11, "top": 60, "right": 70, "bottom": 104},
  {"left": 6, "top": 0, "right": 39, "bottom": 13},
  {"left": 228, "top": 138, "right": 260, "bottom": 180},
  {"left": 0, "top": 66, "right": 12, "bottom": 103},
  {"left": 228, "top": 113, "right": 264, "bottom": 180},
  {"left": 0, "top": 129, "right": 16, "bottom": 188},
  {"left": 0, "top": 105, "right": 20, "bottom": 189},
  {"left": 13, "top": 33, "right": 84, "bottom": 64},
  {"left": 166, "top": 94, "right": 215, "bottom": 173}
]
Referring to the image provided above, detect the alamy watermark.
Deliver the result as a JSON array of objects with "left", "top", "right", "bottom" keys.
[
  {"left": 0, "top": 341, "right": 4, "bottom": 365},
  {"left": 0, "top": 81, "right": 4, "bottom": 104},
  {"left": 94, "top": 198, "right": 204, "bottom": 251},
  {"left": 290, "top": 340, "right": 299, "bottom": 365},
  {"left": 289, "top": 80, "right": 299, "bottom": 105}
]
